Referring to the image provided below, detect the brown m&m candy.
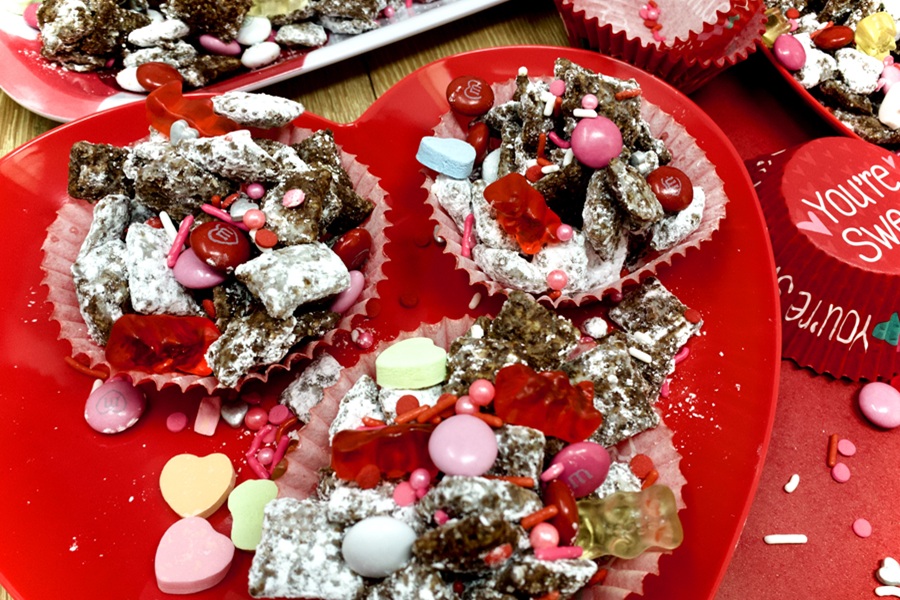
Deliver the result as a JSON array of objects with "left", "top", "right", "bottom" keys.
[
  {"left": 814, "top": 25, "right": 854, "bottom": 50},
  {"left": 646, "top": 166, "right": 693, "bottom": 212},
  {"left": 446, "top": 76, "right": 494, "bottom": 117},
  {"left": 189, "top": 220, "right": 251, "bottom": 271}
]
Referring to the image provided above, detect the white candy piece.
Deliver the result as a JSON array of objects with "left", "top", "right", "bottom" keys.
[
  {"left": 878, "top": 557, "right": 900, "bottom": 586},
  {"left": 763, "top": 534, "right": 808, "bottom": 544},
  {"left": 876, "top": 586, "right": 900, "bottom": 598},
  {"left": 879, "top": 85, "right": 900, "bottom": 130},
  {"left": 241, "top": 42, "right": 281, "bottom": 69},
  {"left": 783, "top": 473, "right": 800, "bottom": 493},
  {"left": 341, "top": 516, "right": 416, "bottom": 578},
  {"left": 115, "top": 67, "right": 145, "bottom": 93},
  {"left": 237, "top": 16, "right": 273, "bottom": 46}
]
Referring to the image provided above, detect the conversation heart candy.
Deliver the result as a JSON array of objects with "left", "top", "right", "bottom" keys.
[
  {"left": 155, "top": 517, "right": 235, "bottom": 594},
  {"left": 416, "top": 137, "right": 476, "bottom": 180},
  {"left": 878, "top": 557, "right": 900, "bottom": 586},
  {"left": 375, "top": 337, "right": 447, "bottom": 390},
  {"left": 227, "top": 479, "right": 278, "bottom": 551},
  {"left": 159, "top": 453, "right": 236, "bottom": 518}
]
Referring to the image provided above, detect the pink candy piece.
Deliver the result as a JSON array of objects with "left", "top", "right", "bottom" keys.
[
  {"left": 409, "top": 468, "right": 431, "bottom": 491},
  {"left": 155, "top": 516, "right": 235, "bottom": 594},
  {"left": 167, "top": 412, "right": 188, "bottom": 433},
  {"left": 556, "top": 224, "right": 574, "bottom": 241},
  {"left": 529, "top": 522, "right": 560, "bottom": 550},
  {"left": 433, "top": 510, "right": 449, "bottom": 525},
  {"left": 242, "top": 208, "right": 267, "bottom": 229},
  {"left": 198, "top": 34, "right": 242, "bottom": 56},
  {"left": 84, "top": 378, "right": 146, "bottom": 434},
  {"left": 173, "top": 248, "right": 227, "bottom": 289},
  {"left": 282, "top": 188, "right": 305, "bottom": 207},
  {"left": 393, "top": 481, "right": 418, "bottom": 506},
  {"left": 257, "top": 447, "right": 275, "bottom": 465},
  {"left": 428, "top": 414, "right": 498, "bottom": 476},
  {"left": 461, "top": 213, "right": 476, "bottom": 258},
  {"left": 852, "top": 518, "right": 872, "bottom": 538},
  {"left": 837, "top": 438, "right": 857, "bottom": 456},
  {"left": 548, "top": 131, "right": 570, "bottom": 149},
  {"left": 534, "top": 545, "right": 583, "bottom": 561},
  {"left": 581, "top": 94, "right": 599, "bottom": 110},
  {"left": 674, "top": 346, "right": 691, "bottom": 364},
  {"left": 858, "top": 382, "right": 900, "bottom": 429},
  {"left": 267, "top": 404, "right": 292, "bottom": 426},
  {"left": 246, "top": 182, "right": 265, "bottom": 200},
  {"left": 570, "top": 116, "right": 623, "bottom": 169},
  {"left": 194, "top": 396, "right": 222, "bottom": 437},
  {"left": 773, "top": 34, "right": 806, "bottom": 71},
  {"left": 330, "top": 270, "right": 365, "bottom": 313},
  {"left": 353, "top": 329, "right": 374, "bottom": 349},
  {"left": 831, "top": 462, "right": 851, "bottom": 483},
  {"left": 23, "top": 3, "right": 40, "bottom": 29},
  {"left": 269, "top": 434, "right": 291, "bottom": 469},
  {"left": 166, "top": 213, "right": 194, "bottom": 268},
  {"left": 549, "top": 79, "right": 566, "bottom": 97},
  {"left": 468, "top": 379, "right": 495, "bottom": 406},
  {"left": 382, "top": 5, "right": 394, "bottom": 17},
  {"left": 246, "top": 454, "right": 270, "bottom": 479},
  {"left": 547, "top": 269, "right": 568, "bottom": 291},
  {"left": 541, "top": 462, "right": 565, "bottom": 482},
  {"left": 244, "top": 406, "right": 268, "bottom": 431},
  {"left": 201, "top": 204, "right": 250, "bottom": 231},
  {"left": 548, "top": 441, "right": 611, "bottom": 498},
  {"left": 455, "top": 395, "right": 478, "bottom": 415}
]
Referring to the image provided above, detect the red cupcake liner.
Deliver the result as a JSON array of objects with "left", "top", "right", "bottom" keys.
[
  {"left": 423, "top": 76, "right": 728, "bottom": 308},
  {"left": 276, "top": 316, "right": 686, "bottom": 598},
  {"left": 40, "top": 127, "right": 389, "bottom": 393},
  {"left": 554, "top": 0, "right": 766, "bottom": 93},
  {"left": 747, "top": 137, "right": 900, "bottom": 381}
]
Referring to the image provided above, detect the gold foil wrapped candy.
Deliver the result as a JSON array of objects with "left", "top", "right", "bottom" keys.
[
  {"left": 855, "top": 12, "right": 897, "bottom": 61},
  {"left": 763, "top": 7, "right": 791, "bottom": 48}
]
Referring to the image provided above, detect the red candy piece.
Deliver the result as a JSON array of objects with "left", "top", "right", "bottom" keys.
[
  {"left": 136, "top": 62, "right": 183, "bottom": 91},
  {"left": 332, "top": 227, "right": 372, "bottom": 270},
  {"left": 466, "top": 121, "right": 490, "bottom": 165},
  {"left": 646, "top": 165, "right": 693, "bottom": 213},
  {"left": 543, "top": 479, "right": 579, "bottom": 545},
  {"left": 105, "top": 314, "right": 220, "bottom": 376},
  {"left": 189, "top": 220, "right": 251, "bottom": 271},
  {"left": 482, "top": 173, "right": 562, "bottom": 255},
  {"left": 331, "top": 423, "right": 438, "bottom": 481},
  {"left": 446, "top": 75, "right": 494, "bottom": 116},
  {"left": 145, "top": 76, "right": 239, "bottom": 138},
  {"left": 492, "top": 363, "right": 601, "bottom": 442}
]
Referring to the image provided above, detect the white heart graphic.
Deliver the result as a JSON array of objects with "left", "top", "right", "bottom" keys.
[{"left": 878, "top": 557, "right": 900, "bottom": 586}]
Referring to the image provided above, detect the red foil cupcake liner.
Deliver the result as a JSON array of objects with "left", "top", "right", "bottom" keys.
[
  {"left": 747, "top": 137, "right": 900, "bottom": 381},
  {"left": 424, "top": 77, "right": 728, "bottom": 308},
  {"left": 554, "top": 0, "right": 766, "bottom": 93},
  {"left": 276, "top": 316, "right": 686, "bottom": 598},
  {"left": 40, "top": 127, "right": 389, "bottom": 394}
]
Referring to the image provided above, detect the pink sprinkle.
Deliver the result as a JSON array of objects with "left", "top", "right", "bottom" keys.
[
  {"left": 852, "top": 518, "right": 872, "bottom": 538},
  {"left": 201, "top": 203, "right": 250, "bottom": 231},
  {"left": 549, "top": 79, "right": 566, "bottom": 97},
  {"left": 268, "top": 404, "right": 292, "bottom": 426},
  {"left": 433, "top": 510, "right": 449, "bottom": 525},
  {"left": 383, "top": 5, "right": 394, "bottom": 17},
  {"left": 194, "top": 396, "right": 221, "bottom": 437},
  {"left": 548, "top": 131, "right": 571, "bottom": 149},
  {"left": 831, "top": 462, "right": 851, "bottom": 483},
  {"left": 269, "top": 434, "right": 291, "bottom": 469},
  {"left": 166, "top": 214, "right": 194, "bottom": 268},
  {"left": 659, "top": 379, "right": 671, "bottom": 398},
  {"left": 674, "top": 346, "right": 690, "bottom": 364},
  {"left": 541, "top": 463, "right": 565, "bottom": 482},
  {"left": 653, "top": 30, "right": 666, "bottom": 42},
  {"left": 416, "top": 486, "right": 428, "bottom": 499},
  {"left": 246, "top": 424, "right": 275, "bottom": 458},
  {"left": 262, "top": 426, "right": 277, "bottom": 444},
  {"left": 282, "top": 188, "right": 305, "bottom": 207},
  {"left": 534, "top": 546, "right": 583, "bottom": 561},
  {"left": 581, "top": 94, "right": 599, "bottom": 110},
  {"left": 166, "top": 412, "right": 188, "bottom": 433},
  {"left": 837, "top": 438, "right": 857, "bottom": 456},
  {"left": 246, "top": 182, "right": 265, "bottom": 200},
  {"left": 556, "top": 223, "right": 574, "bottom": 241},
  {"left": 246, "top": 454, "right": 270, "bottom": 479},
  {"left": 461, "top": 213, "right": 476, "bottom": 258},
  {"left": 354, "top": 328, "right": 374, "bottom": 349},
  {"left": 257, "top": 447, "right": 275, "bottom": 466},
  {"left": 393, "top": 482, "right": 418, "bottom": 506},
  {"left": 405, "top": 0, "right": 412, "bottom": 6}
]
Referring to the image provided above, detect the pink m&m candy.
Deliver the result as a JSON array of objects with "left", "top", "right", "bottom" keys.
[
  {"left": 858, "top": 382, "right": 900, "bottom": 429},
  {"left": 84, "top": 378, "right": 146, "bottom": 434},
  {"left": 773, "top": 33, "right": 806, "bottom": 71},
  {"left": 23, "top": 3, "right": 40, "bottom": 29},
  {"left": 548, "top": 441, "right": 611, "bottom": 498},
  {"left": 570, "top": 116, "right": 623, "bottom": 169},
  {"left": 428, "top": 414, "right": 498, "bottom": 476},
  {"left": 198, "top": 34, "right": 242, "bottom": 56},
  {"left": 173, "top": 248, "right": 227, "bottom": 289}
]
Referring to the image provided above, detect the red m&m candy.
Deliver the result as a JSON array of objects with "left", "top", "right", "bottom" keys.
[
  {"left": 646, "top": 165, "right": 693, "bottom": 212},
  {"left": 446, "top": 75, "right": 494, "bottom": 117}
]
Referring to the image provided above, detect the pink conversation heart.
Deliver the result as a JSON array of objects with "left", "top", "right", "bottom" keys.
[
  {"left": 796, "top": 211, "right": 832, "bottom": 236},
  {"left": 155, "top": 517, "right": 235, "bottom": 594}
]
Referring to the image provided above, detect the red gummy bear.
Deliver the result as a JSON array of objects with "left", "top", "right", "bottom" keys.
[
  {"left": 139, "top": 62, "right": 238, "bottom": 138},
  {"left": 492, "top": 363, "right": 601, "bottom": 442},
  {"left": 331, "top": 422, "right": 438, "bottom": 483},
  {"left": 105, "top": 314, "right": 220, "bottom": 376},
  {"left": 482, "top": 172, "right": 561, "bottom": 255}
]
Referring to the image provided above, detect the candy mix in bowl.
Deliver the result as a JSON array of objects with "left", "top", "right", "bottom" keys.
[
  {"left": 40, "top": 64, "right": 387, "bottom": 392},
  {"left": 255, "top": 279, "right": 696, "bottom": 599},
  {"left": 764, "top": 1, "right": 900, "bottom": 145},
  {"left": 419, "top": 58, "right": 728, "bottom": 306}
]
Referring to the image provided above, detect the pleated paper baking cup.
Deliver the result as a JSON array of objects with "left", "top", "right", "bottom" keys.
[
  {"left": 747, "top": 137, "right": 900, "bottom": 381},
  {"left": 554, "top": 0, "right": 766, "bottom": 93},
  {"left": 423, "top": 77, "right": 728, "bottom": 308},
  {"left": 40, "top": 127, "right": 389, "bottom": 394},
  {"left": 275, "top": 316, "right": 686, "bottom": 598}
]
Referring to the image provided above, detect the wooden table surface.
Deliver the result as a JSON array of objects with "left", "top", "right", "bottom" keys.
[{"left": 0, "top": 1, "right": 568, "bottom": 599}]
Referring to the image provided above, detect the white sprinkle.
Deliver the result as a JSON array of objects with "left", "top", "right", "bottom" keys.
[
  {"left": 525, "top": 158, "right": 539, "bottom": 168},
  {"left": 573, "top": 108, "right": 598, "bottom": 118},
  {"left": 540, "top": 90, "right": 556, "bottom": 104},
  {"left": 563, "top": 148, "right": 574, "bottom": 167},
  {"left": 91, "top": 378, "right": 104, "bottom": 393},
  {"left": 518, "top": 66, "right": 528, "bottom": 76},
  {"left": 628, "top": 347, "right": 653, "bottom": 363},
  {"left": 541, "top": 165, "right": 560, "bottom": 175},
  {"left": 783, "top": 473, "right": 800, "bottom": 493},
  {"left": 764, "top": 534, "right": 807, "bottom": 544},
  {"left": 468, "top": 293, "right": 482, "bottom": 310},
  {"left": 433, "top": 224, "right": 445, "bottom": 245},
  {"left": 632, "top": 331, "right": 654, "bottom": 346},
  {"left": 876, "top": 586, "right": 900, "bottom": 598},
  {"left": 543, "top": 99, "right": 555, "bottom": 116},
  {"left": 159, "top": 211, "right": 177, "bottom": 242}
]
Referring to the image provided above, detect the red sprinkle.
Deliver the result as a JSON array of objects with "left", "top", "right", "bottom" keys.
[
  {"left": 483, "top": 543, "right": 513, "bottom": 566},
  {"left": 615, "top": 88, "right": 642, "bottom": 101},
  {"left": 472, "top": 412, "right": 505, "bottom": 428},
  {"left": 416, "top": 393, "right": 459, "bottom": 423},
  {"left": 395, "top": 404, "right": 431, "bottom": 424},
  {"left": 525, "top": 164, "right": 545, "bottom": 182},
  {"left": 535, "top": 592, "right": 561, "bottom": 600},
  {"left": 641, "top": 468, "right": 660, "bottom": 489},
  {"left": 201, "top": 298, "right": 217, "bottom": 320},
  {"left": 683, "top": 308, "right": 702, "bottom": 323},
  {"left": 395, "top": 394, "right": 420, "bottom": 417},
  {"left": 146, "top": 216, "right": 164, "bottom": 229},
  {"left": 520, "top": 505, "right": 560, "bottom": 530},
  {"left": 826, "top": 433, "right": 839, "bottom": 468},
  {"left": 785, "top": 7, "right": 800, "bottom": 18},
  {"left": 254, "top": 228, "right": 279, "bottom": 249},
  {"left": 587, "top": 567, "right": 609, "bottom": 586},
  {"left": 362, "top": 416, "right": 386, "bottom": 428},
  {"left": 629, "top": 453, "right": 655, "bottom": 479},
  {"left": 221, "top": 193, "right": 240, "bottom": 209},
  {"left": 484, "top": 475, "right": 535, "bottom": 488}
]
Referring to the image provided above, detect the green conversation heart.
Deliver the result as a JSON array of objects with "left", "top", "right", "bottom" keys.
[{"left": 873, "top": 313, "right": 900, "bottom": 346}]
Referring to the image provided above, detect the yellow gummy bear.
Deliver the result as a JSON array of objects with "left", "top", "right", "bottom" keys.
[
  {"left": 574, "top": 484, "right": 684, "bottom": 560},
  {"left": 855, "top": 12, "right": 897, "bottom": 61}
]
